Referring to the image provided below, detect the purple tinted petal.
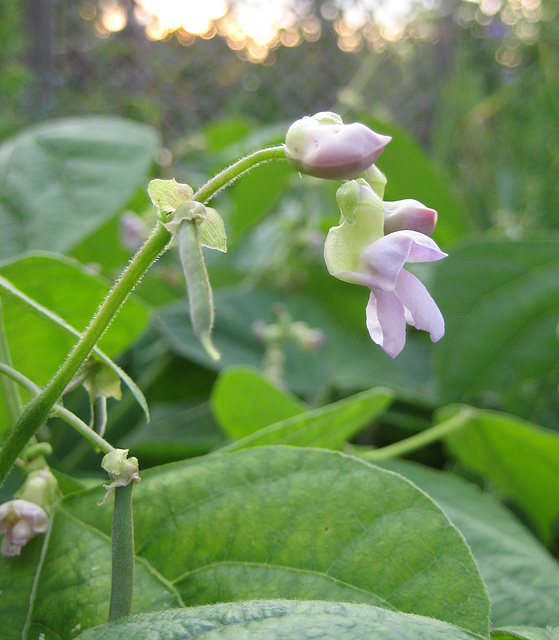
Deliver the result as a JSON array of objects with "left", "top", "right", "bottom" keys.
[
  {"left": 395, "top": 269, "right": 445, "bottom": 342},
  {"left": 383, "top": 200, "right": 438, "bottom": 236},
  {"left": 362, "top": 230, "right": 447, "bottom": 291},
  {"left": 366, "top": 289, "right": 407, "bottom": 358}
]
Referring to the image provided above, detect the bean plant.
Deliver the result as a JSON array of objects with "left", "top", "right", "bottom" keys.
[{"left": 0, "top": 111, "right": 558, "bottom": 640}]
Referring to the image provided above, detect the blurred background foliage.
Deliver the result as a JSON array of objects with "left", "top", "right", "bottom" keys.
[
  {"left": 3, "top": 0, "right": 558, "bottom": 234},
  {"left": 1, "top": 0, "right": 559, "bottom": 477}
]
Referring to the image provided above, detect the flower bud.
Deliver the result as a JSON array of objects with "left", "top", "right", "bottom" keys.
[
  {"left": 285, "top": 113, "right": 391, "bottom": 180},
  {"left": 383, "top": 200, "right": 438, "bottom": 237},
  {"left": 0, "top": 499, "right": 49, "bottom": 557}
]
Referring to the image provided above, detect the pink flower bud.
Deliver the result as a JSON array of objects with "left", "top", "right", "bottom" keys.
[
  {"left": 383, "top": 200, "right": 438, "bottom": 237},
  {"left": 285, "top": 113, "right": 391, "bottom": 180}
]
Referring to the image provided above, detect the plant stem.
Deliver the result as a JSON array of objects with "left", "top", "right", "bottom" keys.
[
  {"left": 0, "top": 361, "right": 115, "bottom": 454},
  {"left": 0, "top": 223, "right": 171, "bottom": 485},
  {"left": 193, "top": 145, "right": 286, "bottom": 203},
  {"left": 108, "top": 482, "right": 135, "bottom": 621},
  {"left": 365, "top": 409, "right": 472, "bottom": 461},
  {"left": 0, "top": 144, "right": 288, "bottom": 486}
]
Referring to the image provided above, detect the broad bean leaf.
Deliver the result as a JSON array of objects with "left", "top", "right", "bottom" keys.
[
  {"left": 211, "top": 366, "right": 307, "bottom": 439},
  {"left": 378, "top": 458, "right": 559, "bottom": 628},
  {"left": 0, "top": 116, "right": 160, "bottom": 260},
  {"left": 64, "top": 447, "right": 490, "bottom": 637},
  {"left": 432, "top": 236, "right": 559, "bottom": 427},
  {"left": 0, "top": 253, "right": 150, "bottom": 433},
  {"left": 440, "top": 405, "right": 559, "bottom": 543},
  {"left": 0, "top": 508, "right": 180, "bottom": 640},
  {"left": 76, "top": 600, "right": 486, "bottom": 640},
  {"left": 220, "top": 386, "right": 394, "bottom": 451},
  {"left": 493, "top": 629, "right": 559, "bottom": 640}
]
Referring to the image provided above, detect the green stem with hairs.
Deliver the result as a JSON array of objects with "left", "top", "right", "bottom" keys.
[
  {"left": 0, "top": 145, "right": 289, "bottom": 486},
  {"left": 0, "top": 223, "right": 170, "bottom": 484},
  {"left": 193, "top": 145, "right": 286, "bottom": 203},
  {"left": 365, "top": 409, "right": 472, "bottom": 462},
  {"left": 0, "top": 362, "right": 115, "bottom": 455}
]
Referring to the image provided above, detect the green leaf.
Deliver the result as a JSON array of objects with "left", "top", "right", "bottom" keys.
[
  {"left": 65, "top": 447, "right": 490, "bottom": 636},
  {"left": 221, "top": 387, "right": 394, "bottom": 451},
  {"left": 0, "top": 507, "right": 180, "bottom": 640},
  {"left": 493, "top": 628, "right": 559, "bottom": 640},
  {"left": 211, "top": 366, "right": 307, "bottom": 439},
  {"left": 198, "top": 207, "right": 227, "bottom": 252},
  {"left": 377, "top": 458, "right": 559, "bottom": 628},
  {"left": 439, "top": 405, "right": 559, "bottom": 544},
  {"left": 148, "top": 178, "right": 193, "bottom": 213},
  {"left": 432, "top": 235, "right": 559, "bottom": 427},
  {"left": 0, "top": 116, "right": 160, "bottom": 260},
  {"left": 75, "top": 600, "right": 486, "bottom": 640},
  {"left": 0, "top": 253, "right": 150, "bottom": 431}
]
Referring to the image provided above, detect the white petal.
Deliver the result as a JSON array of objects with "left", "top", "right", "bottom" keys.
[
  {"left": 362, "top": 230, "right": 446, "bottom": 291},
  {"left": 395, "top": 269, "right": 445, "bottom": 342},
  {"left": 366, "top": 289, "right": 407, "bottom": 358}
]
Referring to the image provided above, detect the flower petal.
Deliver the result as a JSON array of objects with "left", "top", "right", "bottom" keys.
[
  {"left": 366, "top": 289, "right": 407, "bottom": 358},
  {"left": 395, "top": 269, "right": 445, "bottom": 342},
  {"left": 383, "top": 200, "right": 438, "bottom": 236},
  {"left": 362, "top": 230, "right": 447, "bottom": 291}
]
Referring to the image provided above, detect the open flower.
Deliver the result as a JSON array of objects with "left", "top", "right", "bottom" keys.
[
  {"left": 325, "top": 180, "right": 447, "bottom": 358},
  {"left": 0, "top": 499, "right": 49, "bottom": 557},
  {"left": 284, "top": 112, "right": 391, "bottom": 180}
]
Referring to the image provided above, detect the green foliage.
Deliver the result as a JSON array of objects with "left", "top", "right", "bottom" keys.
[
  {"left": 1, "top": 106, "right": 559, "bottom": 640},
  {"left": 0, "top": 117, "right": 160, "bottom": 260},
  {"left": 76, "top": 600, "right": 487, "bottom": 640}
]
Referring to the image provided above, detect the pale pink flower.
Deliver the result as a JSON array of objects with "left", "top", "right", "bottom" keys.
[
  {"left": 0, "top": 499, "right": 49, "bottom": 557},
  {"left": 325, "top": 181, "right": 447, "bottom": 357}
]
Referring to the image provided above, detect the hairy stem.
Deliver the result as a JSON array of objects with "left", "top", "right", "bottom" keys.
[
  {"left": 193, "top": 145, "right": 286, "bottom": 203},
  {"left": 0, "top": 224, "right": 171, "bottom": 485},
  {"left": 0, "top": 362, "right": 115, "bottom": 454},
  {"left": 108, "top": 482, "right": 135, "bottom": 621},
  {"left": 0, "top": 144, "right": 289, "bottom": 485},
  {"left": 365, "top": 409, "right": 472, "bottom": 461}
]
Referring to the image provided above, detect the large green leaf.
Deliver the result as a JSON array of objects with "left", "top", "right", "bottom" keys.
[
  {"left": 0, "top": 253, "right": 150, "bottom": 433},
  {"left": 76, "top": 600, "right": 486, "bottom": 640},
  {"left": 221, "top": 386, "right": 394, "bottom": 451},
  {"left": 432, "top": 236, "right": 559, "bottom": 427},
  {"left": 0, "top": 508, "right": 180, "bottom": 640},
  {"left": 493, "top": 629, "right": 559, "bottom": 640},
  {"left": 0, "top": 116, "right": 160, "bottom": 260},
  {"left": 211, "top": 366, "right": 307, "bottom": 439},
  {"left": 64, "top": 447, "right": 490, "bottom": 636},
  {"left": 439, "top": 405, "right": 559, "bottom": 544},
  {"left": 378, "top": 458, "right": 559, "bottom": 628}
]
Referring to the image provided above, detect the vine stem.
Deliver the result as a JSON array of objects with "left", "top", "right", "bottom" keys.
[
  {"left": 0, "top": 223, "right": 171, "bottom": 485},
  {"left": 365, "top": 409, "right": 472, "bottom": 461},
  {"left": 0, "top": 144, "right": 289, "bottom": 486},
  {"left": 193, "top": 145, "right": 286, "bottom": 203},
  {"left": 108, "top": 482, "right": 135, "bottom": 621},
  {"left": 0, "top": 361, "right": 115, "bottom": 455}
]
